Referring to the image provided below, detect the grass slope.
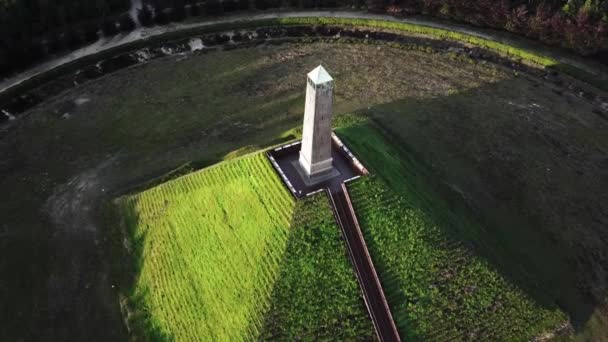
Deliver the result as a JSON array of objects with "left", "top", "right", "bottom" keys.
[
  {"left": 338, "top": 122, "right": 567, "bottom": 340},
  {"left": 260, "top": 195, "right": 375, "bottom": 340},
  {"left": 116, "top": 152, "right": 373, "bottom": 340},
  {"left": 118, "top": 153, "right": 295, "bottom": 340}
]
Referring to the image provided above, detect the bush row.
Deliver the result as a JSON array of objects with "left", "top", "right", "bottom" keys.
[
  {"left": 383, "top": 0, "right": 608, "bottom": 57},
  {"left": 0, "top": 0, "right": 130, "bottom": 72},
  {"left": 0, "top": 0, "right": 131, "bottom": 36},
  {"left": 0, "top": 13, "right": 137, "bottom": 77},
  {"left": 130, "top": 0, "right": 608, "bottom": 59}
]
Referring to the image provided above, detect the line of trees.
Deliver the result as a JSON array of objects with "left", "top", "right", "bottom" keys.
[
  {"left": 1, "top": 0, "right": 606, "bottom": 79},
  {"left": 0, "top": 0, "right": 132, "bottom": 76},
  {"left": 141, "top": 0, "right": 347, "bottom": 14},
  {"left": 136, "top": 0, "right": 608, "bottom": 56},
  {"left": 384, "top": 0, "right": 608, "bottom": 56}
]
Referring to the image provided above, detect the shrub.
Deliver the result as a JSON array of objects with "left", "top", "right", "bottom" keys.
[
  {"left": 26, "top": 42, "right": 46, "bottom": 65},
  {"left": 119, "top": 14, "right": 136, "bottom": 32},
  {"left": 319, "top": 0, "right": 338, "bottom": 7},
  {"left": 255, "top": 0, "right": 281, "bottom": 10},
  {"left": 101, "top": 19, "right": 119, "bottom": 36},
  {"left": 223, "top": 0, "right": 238, "bottom": 12},
  {"left": 153, "top": 6, "right": 170, "bottom": 25},
  {"left": 562, "top": 0, "right": 582, "bottom": 16},
  {"left": 205, "top": 0, "right": 223, "bottom": 15},
  {"left": 302, "top": 0, "right": 315, "bottom": 8},
  {"left": 4, "top": 42, "right": 45, "bottom": 70},
  {"left": 189, "top": 3, "right": 201, "bottom": 16},
  {"left": 479, "top": 0, "right": 509, "bottom": 28},
  {"left": 563, "top": 9, "right": 608, "bottom": 55},
  {"left": 45, "top": 34, "right": 63, "bottom": 54},
  {"left": 527, "top": 4, "right": 553, "bottom": 40},
  {"left": 82, "top": 22, "right": 100, "bottom": 43},
  {"left": 506, "top": 4, "right": 529, "bottom": 33},
  {"left": 238, "top": 0, "right": 249, "bottom": 10},
  {"left": 0, "top": 52, "right": 10, "bottom": 76},
  {"left": 386, "top": 4, "right": 404, "bottom": 16},
  {"left": 169, "top": 7, "right": 187, "bottom": 22},
  {"left": 375, "top": 0, "right": 608, "bottom": 59},
  {"left": 138, "top": 6, "right": 155, "bottom": 27},
  {"left": 170, "top": 0, "right": 187, "bottom": 21},
  {"left": 64, "top": 27, "right": 84, "bottom": 49}
]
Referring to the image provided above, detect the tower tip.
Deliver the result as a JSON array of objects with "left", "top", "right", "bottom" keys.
[{"left": 307, "top": 65, "right": 333, "bottom": 85}]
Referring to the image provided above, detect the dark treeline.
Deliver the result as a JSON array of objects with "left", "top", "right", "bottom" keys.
[
  {"left": 382, "top": 0, "right": 607, "bottom": 56},
  {"left": 0, "top": 0, "right": 607, "bottom": 79},
  {"left": 0, "top": 0, "right": 131, "bottom": 76}
]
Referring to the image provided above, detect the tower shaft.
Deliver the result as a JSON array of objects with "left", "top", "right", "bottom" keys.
[{"left": 299, "top": 66, "right": 334, "bottom": 177}]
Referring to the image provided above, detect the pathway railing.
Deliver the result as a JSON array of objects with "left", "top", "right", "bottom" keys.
[{"left": 328, "top": 185, "right": 401, "bottom": 342}]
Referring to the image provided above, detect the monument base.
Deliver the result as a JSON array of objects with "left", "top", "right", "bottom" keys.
[
  {"left": 291, "top": 160, "right": 341, "bottom": 186},
  {"left": 299, "top": 151, "right": 333, "bottom": 174}
]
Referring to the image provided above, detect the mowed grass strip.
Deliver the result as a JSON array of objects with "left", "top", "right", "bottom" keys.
[
  {"left": 338, "top": 122, "right": 567, "bottom": 340},
  {"left": 117, "top": 153, "right": 295, "bottom": 340}
]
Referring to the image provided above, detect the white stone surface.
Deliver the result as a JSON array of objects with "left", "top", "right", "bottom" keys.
[
  {"left": 188, "top": 38, "right": 204, "bottom": 51},
  {"left": 307, "top": 65, "right": 333, "bottom": 85},
  {"left": 299, "top": 65, "right": 334, "bottom": 178}
]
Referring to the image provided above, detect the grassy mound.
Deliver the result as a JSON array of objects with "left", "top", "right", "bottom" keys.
[
  {"left": 116, "top": 152, "right": 373, "bottom": 340},
  {"left": 259, "top": 195, "right": 375, "bottom": 340},
  {"left": 338, "top": 122, "right": 567, "bottom": 340}
]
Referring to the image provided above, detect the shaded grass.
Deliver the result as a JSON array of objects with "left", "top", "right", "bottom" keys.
[
  {"left": 259, "top": 194, "right": 375, "bottom": 341},
  {"left": 116, "top": 152, "right": 372, "bottom": 340},
  {"left": 339, "top": 122, "right": 567, "bottom": 340}
]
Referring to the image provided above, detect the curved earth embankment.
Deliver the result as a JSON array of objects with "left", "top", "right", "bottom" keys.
[{"left": 2, "top": 10, "right": 607, "bottom": 95}]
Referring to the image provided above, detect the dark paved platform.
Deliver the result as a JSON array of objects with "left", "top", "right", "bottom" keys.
[{"left": 268, "top": 139, "right": 358, "bottom": 197}]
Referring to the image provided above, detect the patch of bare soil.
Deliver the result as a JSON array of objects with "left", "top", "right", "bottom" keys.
[{"left": 42, "top": 158, "right": 126, "bottom": 340}]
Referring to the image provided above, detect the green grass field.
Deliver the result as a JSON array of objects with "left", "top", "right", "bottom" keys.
[
  {"left": 259, "top": 195, "right": 375, "bottom": 340},
  {"left": 3, "top": 38, "right": 606, "bottom": 340},
  {"left": 116, "top": 152, "right": 373, "bottom": 340},
  {"left": 338, "top": 122, "right": 567, "bottom": 340}
]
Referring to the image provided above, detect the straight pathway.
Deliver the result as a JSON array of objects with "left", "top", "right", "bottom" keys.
[{"left": 329, "top": 185, "right": 401, "bottom": 342}]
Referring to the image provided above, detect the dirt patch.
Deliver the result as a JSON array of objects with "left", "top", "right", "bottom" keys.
[{"left": 41, "top": 157, "right": 126, "bottom": 340}]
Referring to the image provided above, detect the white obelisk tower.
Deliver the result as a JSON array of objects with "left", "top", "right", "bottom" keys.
[{"left": 299, "top": 65, "right": 334, "bottom": 179}]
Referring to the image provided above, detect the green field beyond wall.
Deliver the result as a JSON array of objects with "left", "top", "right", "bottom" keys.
[
  {"left": 338, "top": 122, "right": 567, "bottom": 340},
  {"left": 116, "top": 152, "right": 373, "bottom": 341}
]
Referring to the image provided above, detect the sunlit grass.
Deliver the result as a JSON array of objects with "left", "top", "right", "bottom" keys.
[{"left": 116, "top": 152, "right": 373, "bottom": 340}]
